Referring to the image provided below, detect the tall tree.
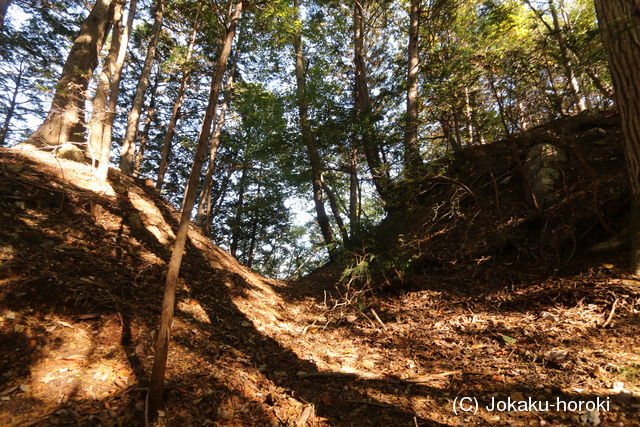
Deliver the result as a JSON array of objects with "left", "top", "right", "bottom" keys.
[
  {"left": 95, "top": 0, "right": 138, "bottom": 180},
  {"left": 148, "top": 0, "right": 243, "bottom": 415},
  {"left": 119, "top": 0, "right": 163, "bottom": 175},
  {"left": 197, "top": 27, "right": 241, "bottom": 230},
  {"left": 353, "top": 0, "right": 390, "bottom": 204},
  {"left": 87, "top": 0, "right": 126, "bottom": 175},
  {"left": 156, "top": 4, "right": 202, "bottom": 190},
  {"left": 404, "top": 0, "right": 423, "bottom": 173},
  {"left": 22, "top": 0, "right": 115, "bottom": 147},
  {"left": 293, "top": 0, "right": 335, "bottom": 257},
  {"left": 0, "top": 62, "right": 23, "bottom": 146},
  {"left": 595, "top": 0, "right": 640, "bottom": 275}
]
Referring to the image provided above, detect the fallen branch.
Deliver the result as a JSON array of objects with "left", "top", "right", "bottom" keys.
[
  {"left": 404, "top": 370, "right": 461, "bottom": 383},
  {"left": 370, "top": 308, "right": 387, "bottom": 331}
]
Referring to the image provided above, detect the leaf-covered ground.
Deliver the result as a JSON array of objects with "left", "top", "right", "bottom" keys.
[{"left": 0, "top": 112, "right": 639, "bottom": 426}]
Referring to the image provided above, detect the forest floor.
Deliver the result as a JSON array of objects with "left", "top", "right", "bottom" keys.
[{"left": 0, "top": 112, "right": 639, "bottom": 426}]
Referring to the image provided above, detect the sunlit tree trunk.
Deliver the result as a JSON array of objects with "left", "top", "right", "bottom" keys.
[
  {"left": 0, "top": 63, "right": 23, "bottom": 146},
  {"left": 294, "top": 0, "right": 335, "bottom": 256},
  {"left": 595, "top": 0, "right": 640, "bottom": 275},
  {"left": 23, "top": 0, "right": 115, "bottom": 147},
  {"left": 155, "top": 5, "right": 201, "bottom": 190},
  {"left": 95, "top": 0, "right": 137, "bottom": 181},
  {"left": 88, "top": 0, "right": 125, "bottom": 171},
  {"left": 119, "top": 0, "right": 163, "bottom": 175},
  {"left": 147, "top": 0, "right": 242, "bottom": 415},
  {"left": 404, "top": 0, "right": 422, "bottom": 173}
]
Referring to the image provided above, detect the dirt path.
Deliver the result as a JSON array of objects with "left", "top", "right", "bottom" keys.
[{"left": 231, "top": 263, "right": 640, "bottom": 426}]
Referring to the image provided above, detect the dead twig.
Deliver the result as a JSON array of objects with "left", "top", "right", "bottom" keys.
[
  {"left": 370, "top": 308, "right": 387, "bottom": 331},
  {"left": 601, "top": 298, "right": 619, "bottom": 328}
]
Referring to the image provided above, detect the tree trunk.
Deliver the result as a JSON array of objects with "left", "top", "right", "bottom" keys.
[
  {"left": 209, "top": 164, "right": 234, "bottom": 229},
  {"left": 147, "top": 0, "right": 242, "bottom": 415},
  {"left": 133, "top": 71, "right": 161, "bottom": 176},
  {"left": 191, "top": 1, "right": 242, "bottom": 219},
  {"left": 0, "top": 63, "right": 23, "bottom": 146},
  {"left": 23, "top": 0, "right": 115, "bottom": 147},
  {"left": 95, "top": 0, "right": 137, "bottom": 181},
  {"left": 595, "top": 0, "right": 640, "bottom": 275},
  {"left": 464, "top": 87, "right": 474, "bottom": 145},
  {"left": 0, "top": 0, "right": 10, "bottom": 31},
  {"left": 294, "top": 0, "right": 335, "bottom": 256},
  {"left": 230, "top": 163, "right": 248, "bottom": 259},
  {"left": 322, "top": 174, "right": 349, "bottom": 244},
  {"left": 119, "top": 0, "right": 163, "bottom": 175},
  {"left": 404, "top": 0, "right": 422, "bottom": 173},
  {"left": 155, "top": 4, "right": 201, "bottom": 190},
  {"left": 353, "top": 0, "right": 390, "bottom": 204},
  {"left": 349, "top": 145, "right": 359, "bottom": 237},
  {"left": 88, "top": 0, "right": 125, "bottom": 170},
  {"left": 197, "top": 36, "right": 241, "bottom": 233}
]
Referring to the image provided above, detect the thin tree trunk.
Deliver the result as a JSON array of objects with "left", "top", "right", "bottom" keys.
[
  {"left": 88, "top": 0, "right": 125, "bottom": 169},
  {"left": 147, "top": 0, "right": 242, "bottom": 415},
  {"left": 322, "top": 175, "right": 349, "bottom": 244},
  {"left": 133, "top": 71, "right": 161, "bottom": 176},
  {"left": 464, "top": 87, "right": 474, "bottom": 144},
  {"left": 23, "top": 0, "right": 115, "bottom": 147},
  {"left": 525, "top": 0, "right": 585, "bottom": 113},
  {"left": 349, "top": 145, "right": 359, "bottom": 237},
  {"left": 488, "top": 76, "right": 511, "bottom": 137},
  {"left": 209, "top": 164, "right": 234, "bottom": 227},
  {"left": 96, "top": 0, "right": 137, "bottom": 181},
  {"left": 294, "top": 0, "right": 335, "bottom": 256},
  {"left": 230, "top": 163, "right": 248, "bottom": 258},
  {"left": 0, "top": 0, "right": 11, "bottom": 31},
  {"left": 190, "top": 1, "right": 242, "bottom": 217},
  {"left": 595, "top": 0, "right": 640, "bottom": 275},
  {"left": 404, "top": 0, "right": 422, "bottom": 173},
  {"left": 353, "top": 0, "right": 389, "bottom": 204},
  {"left": 119, "top": 0, "right": 163, "bottom": 175},
  {"left": 0, "top": 63, "right": 23, "bottom": 146},
  {"left": 155, "top": 4, "right": 201, "bottom": 190},
  {"left": 198, "top": 39, "right": 241, "bottom": 233}
]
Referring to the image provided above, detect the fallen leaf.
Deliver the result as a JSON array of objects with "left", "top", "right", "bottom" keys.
[
  {"left": 501, "top": 334, "right": 516, "bottom": 343},
  {"left": 19, "top": 384, "right": 30, "bottom": 392}
]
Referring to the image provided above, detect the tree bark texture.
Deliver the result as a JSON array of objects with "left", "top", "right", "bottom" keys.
[
  {"left": 119, "top": 0, "right": 163, "bottom": 175},
  {"left": 23, "top": 0, "right": 115, "bottom": 147},
  {"left": 595, "top": 0, "right": 640, "bottom": 274}
]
